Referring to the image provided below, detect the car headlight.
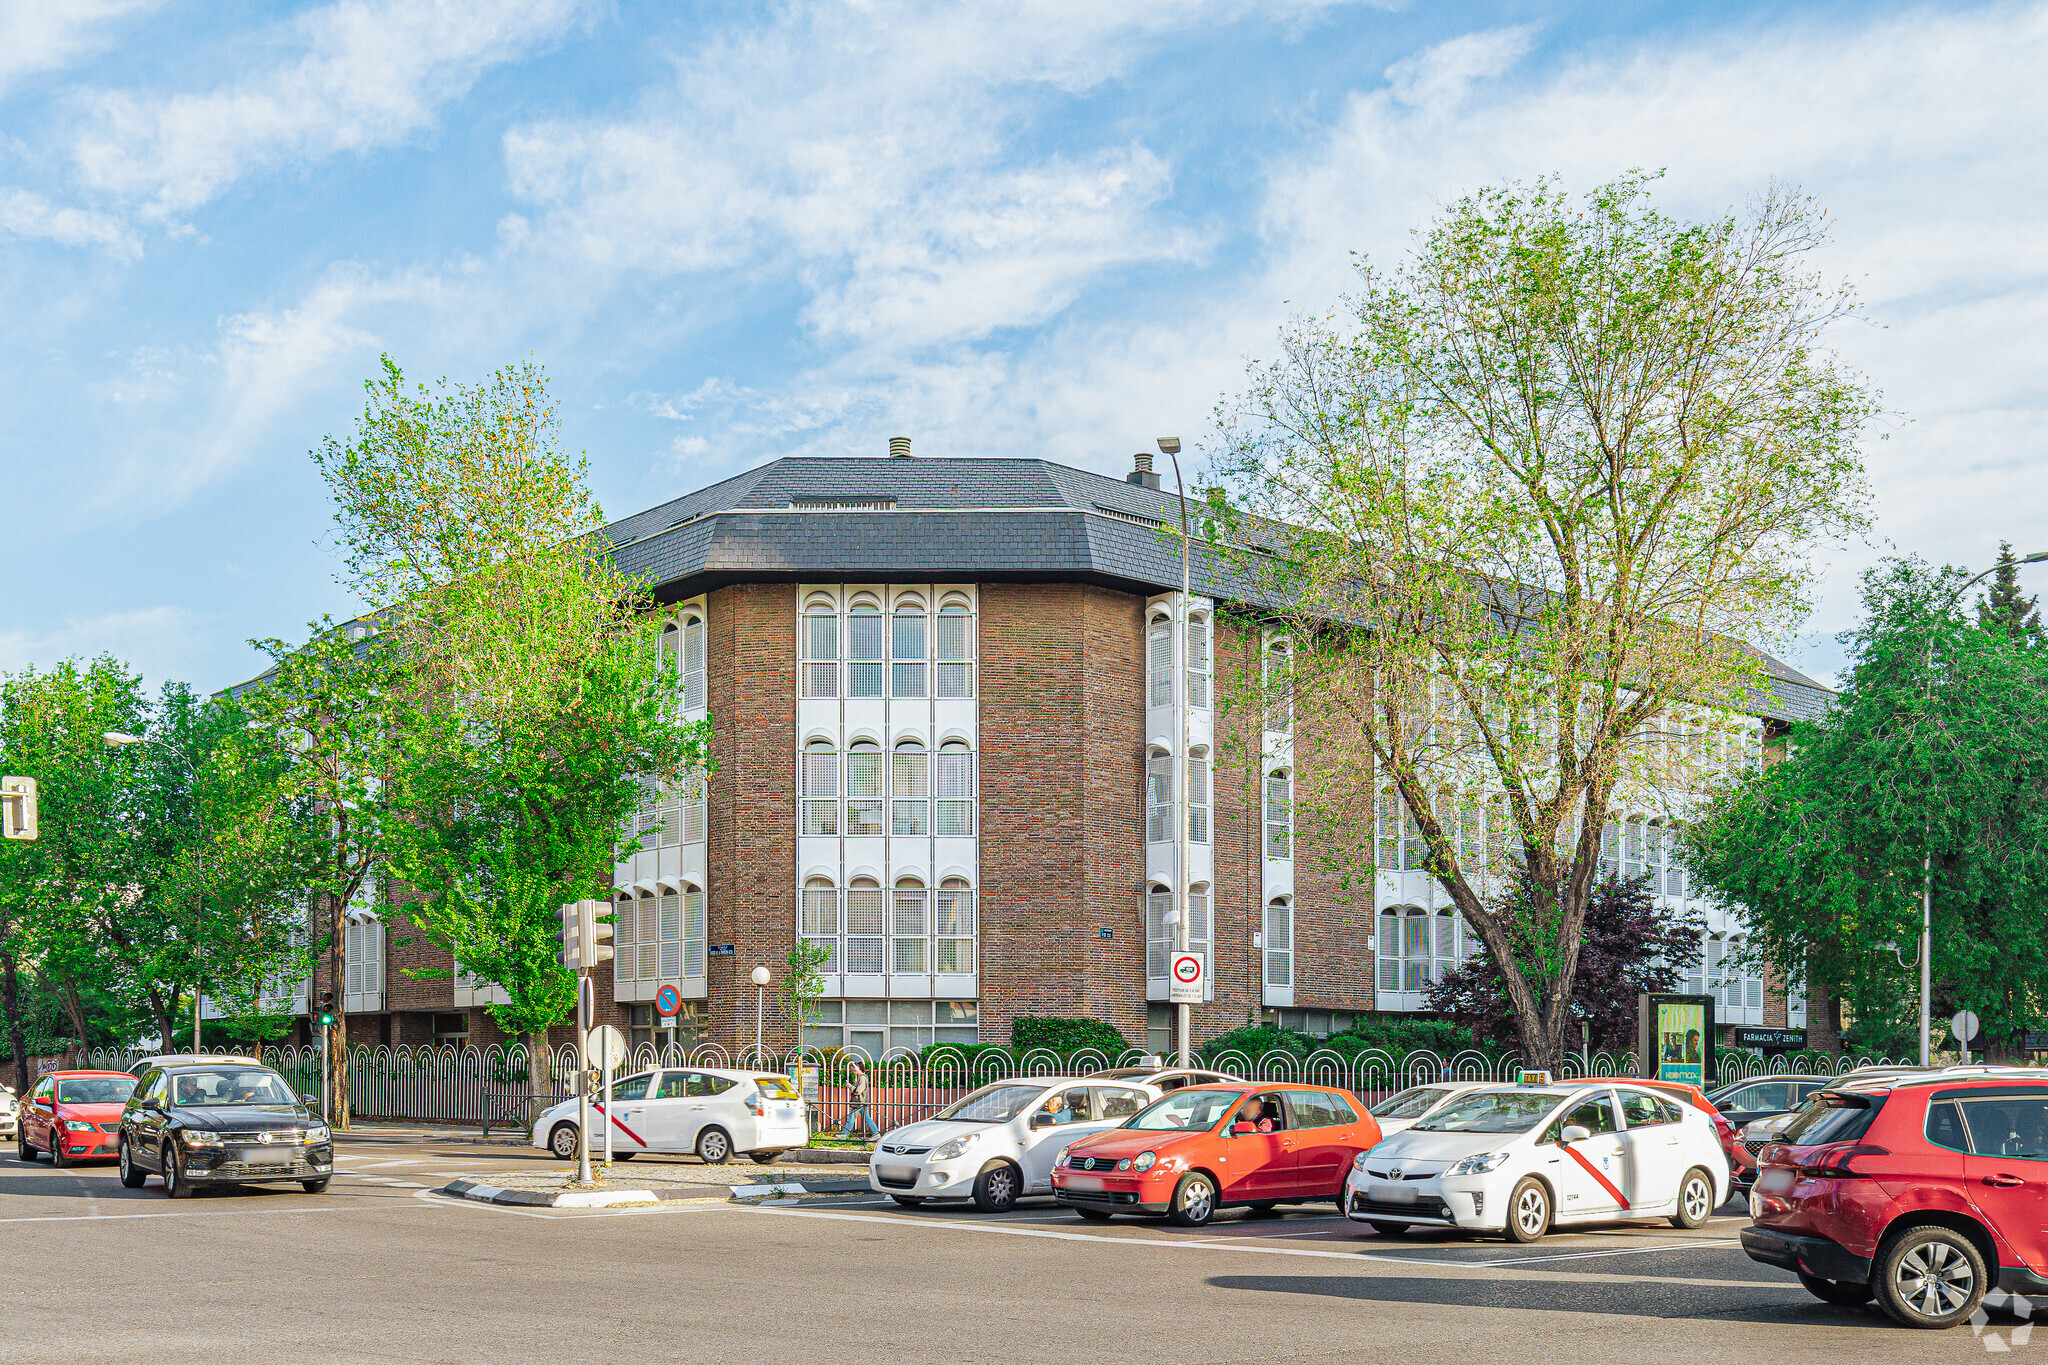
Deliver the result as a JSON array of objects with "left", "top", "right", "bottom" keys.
[
  {"left": 930, "top": 1134, "right": 978, "bottom": 1161},
  {"left": 305, "top": 1124, "right": 330, "bottom": 1144},
  {"left": 179, "top": 1130, "right": 222, "bottom": 1147},
  {"left": 1445, "top": 1151, "right": 1511, "bottom": 1176},
  {"left": 1132, "top": 1151, "right": 1158, "bottom": 1172},
  {"left": 1054, "top": 1146, "right": 1073, "bottom": 1169},
  {"left": 1352, "top": 1151, "right": 1371, "bottom": 1171},
  {"left": 64, "top": 1119, "right": 97, "bottom": 1132}
]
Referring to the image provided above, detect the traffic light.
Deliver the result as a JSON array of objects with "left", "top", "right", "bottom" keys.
[
  {"left": 315, "top": 989, "right": 336, "bottom": 1030},
  {"left": 559, "top": 901, "right": 615, "bottom": 971},
  {"left": 1, "top": 776, "right": 36, "bottom": 841}
]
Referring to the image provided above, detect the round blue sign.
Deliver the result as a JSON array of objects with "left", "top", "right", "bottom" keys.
[{"left": 654, "top": 983, "right": 682, "bottom": 1017}]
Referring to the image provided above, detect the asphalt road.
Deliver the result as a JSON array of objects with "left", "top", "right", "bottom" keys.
[{"left": 0, "top": 1135, "right": 2027, "bottom": 1364}]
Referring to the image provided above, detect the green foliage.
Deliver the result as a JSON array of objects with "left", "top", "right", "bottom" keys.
[
  {"left": 1010, "top": 1017, "right": 1132, "bottom": 1055},
  {"left": 1975, "top": 542, "right": 2045, "bottom": 645},
  {"left": 1687, "top": 557, "right": 2048, "bottom": 1054},
  {"left": 1196, "top": 1018, "right": 1499, "bottom": 1065},
  {"left": 778, "top": 939, "right": 833, "bottom": 1042}
]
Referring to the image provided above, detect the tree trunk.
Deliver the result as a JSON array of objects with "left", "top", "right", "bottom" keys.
[
  {"left": 1, "top": 943, "right": 27, "bottom": 1096},
  {"left": 58, "top": 978, "right": 90, "bottom": 1052}
]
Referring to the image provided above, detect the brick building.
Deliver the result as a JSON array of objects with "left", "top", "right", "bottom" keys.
[{"left": 280, "top": 443, "right": 1833, "bottom": 1058}]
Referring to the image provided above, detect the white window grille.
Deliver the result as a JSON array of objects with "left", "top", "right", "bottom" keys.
[
  {"left": 848, "top": 602, "right": 886, "bottom": 697},
  {"left": 682, "top": 771, "right": 706, "bottom": 845},
  {"left": 893, "top": 879, "right": 928, "bottom": 973},
  {"left": 1624, "top": 818, "right": 1645, "bottom": 879},
  {"left": 1147, "top": 620, "right": 1172, "bottom": 707},
  {"left": 892, "top": 601, "right": 927, "bottom": 698},
  {"left": 846, "top": 741, "right": 884, "bottom": 836},
  {"left": 801, "top": 741, "right": 839, "bottom": 836},
  {"left": 1145, "top": 887, "right": 1172, "bottom": 977},
  {"left": 801, "top": 879, "right": 839, "bottom": 973},
  {"left": 1265, "top": 770, "right": 1291, "bottom": 859},
  {"left": 636, "top": 891, "right": 658, "bottom": 980},
  {"left": 892, "top": 741, "right": 928, "bottom": 835},
  {"left": 1432, "top": 909, "right": 1462, "bottom": 983},
  {"left": 1682, "top": 932, "right": 1707, "bottom": 997},
  {"left": 342, "top": 916, "right": 384, "bottom": 1011},
  {"left": 1187, "top": 614, "right": 1210, "bottom": 710},
  {"left": 1145, "top": 753, "right": 1173, "bottom": 844},
  {"left": 658, "top": 890, "right": 682, "bottom": 979},
  {"left": 1264, "top": 641, "right": 1292, "bottom": 733},
  {"left": 1377, "top": 906, "right": 1432, "bottom": 994},
  {"left": 1187, "top": 885, "right": 1211, "bottom": 964},
  {"left": 682, "top": 614, "right": 706, "bottom": 711},
  {"left": 802, "top": 602, "right": 838, "bottom": 697},
  {"left": 1188, "top": 751, "right": 1210, "bottom": 845},
  {"left": 612, "top": 894, "right": 638, "bottom": 986},
  {"left": 936, "top": 878, "right": 975, "bottom": 973},
  {"left": 846, "top": 879, "right": 885, "bottom": 974},
  {"left": 682, "top": 888, "right": 705, "bottom": 978},
  {"left": 936, "top": 602, "right": 975, "bottom": 698},
  {"left": 935, "top": 741, "right": 974, "bottom": 836},
  {"left": 1600, "top": 820, "right": 1620, "bottom": 879},
  {"left": 1264, "top": 899, "right": 1292, "bottom": 988}
]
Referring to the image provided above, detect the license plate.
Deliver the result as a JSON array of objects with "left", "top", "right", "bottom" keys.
[
  {"left": 878, "top": 1165, "right": 917, "bottom": 1184},
  {"left": 1065, "top": 1175, "right": 1104, "bottom": 1191},
  {"left": 776, "top": 1106, "right": 796, "bottom": 1120},
  {"left": 1757, "top": 1168, "right": 1794, "bottom": 1194},
  {"left": 240, "top": 1147, "right": 293, "bottom": 1165},
  {"left": 1368, "top": 1183, "right": 1417, "bottom": 1205}
]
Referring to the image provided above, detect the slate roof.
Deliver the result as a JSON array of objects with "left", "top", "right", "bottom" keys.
[{"left": 601, "top": 452, "right": 1832, "bottom": 724}]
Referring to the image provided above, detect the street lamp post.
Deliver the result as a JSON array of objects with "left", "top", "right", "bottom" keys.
[
  {"left": 1160, "top": 436, "right": 1193, "bottom": 1069},
  {"left": 751, "top": 965, "right": 772, "bottom": 1063},
  {"left": 1914, "top": 550, "right": 2046, "bottom": 1065}
]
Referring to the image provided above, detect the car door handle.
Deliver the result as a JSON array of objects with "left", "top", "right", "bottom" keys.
[{"left": 1985, "top": 1174, "right": 2027, "bottom": 1188}]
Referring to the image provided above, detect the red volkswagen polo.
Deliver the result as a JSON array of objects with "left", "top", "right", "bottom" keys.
[
  {"left": 17, "top": 1069, "right": 137, "bottom": 1167},
  {"left": 1050, "top": 1083, "right": 1382, "bottom": 1226}
]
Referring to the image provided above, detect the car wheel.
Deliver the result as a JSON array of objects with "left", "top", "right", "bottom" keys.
[
  {"left": 301, "top": 1178, "right": 330, "bottom": 1194},
  {"left": 749, "top": 1150, "right": 784, "bottom": 1166},
  {"left": 1074, "top": 1206, "right": 1113, "bottom": 1222},
  {"left": 162, "top": 1144, "right": 192, "bottom": 1200},
  {"left": 1798, "top": 1271, "right": 1874, "bottom": 1306},
  {"left": 1670, "top": 1167, "right": 1714, "bottom": 1229},
  {"left": 972, "top": 1162, "right": 1021, "bottom": 1212},
  {"left": 1168, "top": 1172, "right": 1218, "bottom": 1228},
  {"left": 891, "top": 1195, "right": 926, "bottom": 1207},
  {"left": 696, "top": 1126, "right": 732, "bottom": 1165},
  {"left": 1875, "top": 1226, "right": 1987, "bottom": 1329},
  {"left": 548, "top": 1123, "right": 580, "bottom": 1161},
  {"left": 1504, "top": 1176, "right": 1551, "bottom": 1243},
  {"left": 1369, "top": 1221, "right": 1411, "bottom": 1237},
  {"left": 50, "top": 1135, "right": 69, "bottom": 1168},
  {"left": 118, "top": 1140, "right": 147, "bottom": 1189},
  {"left": 15, "top": 1131, "right": 34, "bottom": 1162}
]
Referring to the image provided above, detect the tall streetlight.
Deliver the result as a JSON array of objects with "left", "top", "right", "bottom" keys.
[
  {"left": 1913, "top": 550, "right": 2046, "bottom": 1065},
  {"left": 105, "top": 730, "right": 206, "bottom": 1054},
  {"left": 1159, "top": 436, "right": 1194, "bottom": 1069},
  {"left": 751, "top": 965, "right": 772, "bottom": 1064}
]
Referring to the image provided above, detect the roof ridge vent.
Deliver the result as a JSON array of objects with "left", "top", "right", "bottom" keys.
[{"left": 889, "top": 436, "right": 913, "bottom": 459}]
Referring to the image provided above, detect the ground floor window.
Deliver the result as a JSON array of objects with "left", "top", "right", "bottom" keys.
[
  {"left": 1261, "top": 1008, "right": 1359, "bottom": 1038},
  {"left": 801, "top": 1000, "right": 977, "bottom": 1057},
  {"left": 431, "top": 1013, "right": 468, "bottom": 1046},
  {"left": 1147, "top": 1004, "right": 1173, "bottom": 1058},
  {"left": 628, "top": 1000, "right": 708, "bottom": 1053}
]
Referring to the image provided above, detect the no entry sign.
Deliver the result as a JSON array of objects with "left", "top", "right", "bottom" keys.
[{"left": 1168, "top": 952, "right": 1206, "bottom": 1004}]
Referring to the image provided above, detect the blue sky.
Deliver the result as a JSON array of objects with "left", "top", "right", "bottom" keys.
[{"left": 2, "top": 0, "right": 2043, "bottom": 693}]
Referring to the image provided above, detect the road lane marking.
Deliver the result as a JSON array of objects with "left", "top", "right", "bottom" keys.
[
  {"left": 1465, "top": 1240, "right": 1742, "bottom": 1268},
  {"left": 0, "top": 1202, "right": 434, "bottom": 1225}
]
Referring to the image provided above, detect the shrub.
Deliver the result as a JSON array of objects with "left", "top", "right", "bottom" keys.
[{"left": 1011, "top": 1017, "right": 1131, "bottom": 1055}]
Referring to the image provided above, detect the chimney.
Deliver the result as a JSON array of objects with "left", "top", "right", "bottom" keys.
[
  {"left": 889, "top": 436, "right": 913, "bottom": 459},
  {"left": 1127, "top": 451, "right": 1160, "bottom": 490}
]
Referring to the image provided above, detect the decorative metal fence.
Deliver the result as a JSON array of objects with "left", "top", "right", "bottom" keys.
[{"left": 67, "top": 1042, "right": 1914, "bottom": 1137}]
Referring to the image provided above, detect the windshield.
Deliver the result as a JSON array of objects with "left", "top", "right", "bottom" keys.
[
  {"left": 752, "top": 1077, "right": 801, "bottom": 1101},
  {"left": 168, "top": 1070, "right": 297, "bottom": 1107},
  {"left": 57, "top": 1076, "right": 136, "bottom": 1104},
  {"left": 1780, "top": 1093, "right": 1886, "bottom": 1147},
  {"left": 1125, "top": 1089, "right": 1245, "bottom": 1132},
  {"left": 1414, "top": 1090, "right": 1569, "bottom": 1134},
  {"left": 935, "top": 1084, "right": 1045, "bottom": 1123},
  {"left": 1370, "top": 1087, "right": 1451, "bottom": 1120}
]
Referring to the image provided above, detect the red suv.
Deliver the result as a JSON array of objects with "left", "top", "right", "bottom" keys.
[{"left": 1743, "top": 1074, "right": 2048, "bottom": 1328}]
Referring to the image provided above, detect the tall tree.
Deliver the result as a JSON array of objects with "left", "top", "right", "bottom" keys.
[
  {"left": 1207, "top": 173, "right": 1876, "bottom": 1068},
  {"left": 1975, "top": 541, "right": 2045, "bottom": 645},
  {"left": 1687, "top": 558, "right": 2048, "bottom": 1058}
]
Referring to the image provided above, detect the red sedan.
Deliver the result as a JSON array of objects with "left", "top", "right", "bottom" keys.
[
  {"left": 1050, "top": 1083, "right": 1382, "bottom": 1226},
  {"left": 17, "top": 1070, "right": 138, "bottom": 1167}
]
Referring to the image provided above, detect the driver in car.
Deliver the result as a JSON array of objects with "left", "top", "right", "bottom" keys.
[{"left": 1236, "top": 1096, "right": 1274, "bottom": 1133}]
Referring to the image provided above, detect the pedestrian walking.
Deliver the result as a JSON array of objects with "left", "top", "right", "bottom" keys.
[{"left": 841, "top": 1059, "right": 879, "bottom": 1140}]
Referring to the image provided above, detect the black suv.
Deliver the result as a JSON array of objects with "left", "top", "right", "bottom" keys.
[{"left": 118, "top": 1059, "right": 333, "bottom": 1198}]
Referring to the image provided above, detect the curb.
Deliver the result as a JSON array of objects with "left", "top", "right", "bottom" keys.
[
  {"left": 728, "top": 1178, "right": 873, "bottom": 1200},
  {"left": 441, "top": 1178, "right": 658, "bottom": 1209},
  {"left": 338, "top": 1130, "right": 532, "bottom": 1148}
]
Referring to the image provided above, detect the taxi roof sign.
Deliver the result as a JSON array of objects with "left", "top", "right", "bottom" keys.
[{"left": 1516, "top": 1070, "right": 1554, "bottom": 1085}]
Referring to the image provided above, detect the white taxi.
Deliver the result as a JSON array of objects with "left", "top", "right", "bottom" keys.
[
  {"left": 533, "top": 1067, "right": 808, "bottom": 1165},
  {"left": 1364, "top": 1082, "right": 1497, "bottom": 1137},
  {"left": 869, "top": 1076, "right": 1163, "bottom": 1212},
  {"left": 1344, "top": 1082, "right": 1730, "bottom": 1242}
]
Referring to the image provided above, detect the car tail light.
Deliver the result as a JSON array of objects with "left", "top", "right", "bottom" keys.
[{"left": 1797, "top": 1142, "right": 1890, "bottom": 1177}]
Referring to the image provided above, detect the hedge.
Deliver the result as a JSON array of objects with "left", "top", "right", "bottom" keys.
[{"left": 1010, "top": 1017, "right": 1131, "bottom": 1055}]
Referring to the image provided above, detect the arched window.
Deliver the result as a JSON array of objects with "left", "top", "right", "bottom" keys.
[
  {"left": 845, "top": 740, "right": 883, "bottom": 835},
  {"left": 847, "top": 599, "right": 885, "bottom": 697},
  {"left": 612, "top": 893, "right": 637, "bottom": 987},
  {"left": 1147, "top": 617, "right": 1172, "bottom": 708},
  {"left": 800, "top": 740, "right": 838, "bottom": 835},
  {"left": 636, "top": 889, "right": 658, "bottom": 981},
  {"left": 1188, "top": 746, "right": 1210, "bottom": 845},
  {"left": 1264, "top": 769, "right": 1292, "bottom": 860},
  {"left": 936, "top": 878, "right": 975, "bottom": 973},
  {"left": 1623, "top": 818, "right": 1646, "bottom": 879},
  {"left": 892, "top": 740, "right": 928, "bottom": 835},
  {"left": 680, "top": 883, "right": 705, "bottom": 978},
  {"left": 936, "top": 600, "right": 975, "bottom": 698},
  {"left": 1377, "top": 905, "right": 1430, "bottom": 993},
  {"left": 1187, "top": 612, "right": 1210, "bottom": 710},
  {"left": 844, "top": 878, "right": 884, "bottom": 975},
  {"left": 892, "top": 877, "right": 928, "bottom": 973},
  {"left": 1145, "top": 885, "right": 1173, "bottom": 978},
  {"left": 1600, "top": 820, "right": 1620, "bottom": 879},
  {"left": 1187, "top": 882, "right": 1211, "bottom": 964},
  {"left": 935, "top": 741, "right": 975, "bottom": 836},
  {"left": 681, "top": 613, "right": 706, "bottom": 711},
  {"left": 892, "top": 598, "right": 927, "bottom": 698},
  {"left": 1432, "top": 909, "right": 1463, "bottom": 982},
  {"left": 801, "top": 877, "right": 839, "bottom": 974},
  {"left": 658, "top": 888, "right": 682, "bottom": 979},
  {"left": 1264, "top": 639, "right": 1293, "bottom": 734},
  {"left": 802, "top": 599, "right": 838, "bottom": 697},
  {"left": 1264, "top": 898, "right": 1292, "bottom": 988},
  {"left": 1145, "top": 749, "right": 1173, "bottom": 844},
  {"left": 660, "top": 621, "right": 678, "bottom": 677}
]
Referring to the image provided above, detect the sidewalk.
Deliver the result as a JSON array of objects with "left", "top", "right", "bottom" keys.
[{"left": 333, "top": 1120, "right": 874, "bottom": 1163}]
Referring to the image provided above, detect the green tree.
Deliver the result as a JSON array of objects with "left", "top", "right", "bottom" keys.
[
  {"left": 1206, "top": 173, "right": 1876, "bottom": 1069},
  {"left": 1687, "top": 558, "right": 2048, "bottom": 1058},
  {"left": 1975, "top": 542, "right": 2045, "bottom": 645}
]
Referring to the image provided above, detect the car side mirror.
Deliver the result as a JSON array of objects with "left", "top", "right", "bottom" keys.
[
  {"left": 1561, "top": 1124, "right": 1592, "bottom": 1143},
  {"left": 299, "top": 1094, "right": 319, "bottom": 1108},
  {"left": 1231, "top": 1122, "right": 1256, "bottom": 1136},
  {"left": 1029, "top": 1112, "right": 1057, "bottom": 1129}
]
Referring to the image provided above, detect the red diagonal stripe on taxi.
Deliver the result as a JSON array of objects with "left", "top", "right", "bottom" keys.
[
  {"left": 1561, "top": 1141, "right": 1630, "bottom": 1210},
  {"left": 593, "top": 1103, "right": 646, "bottom": 1148}
]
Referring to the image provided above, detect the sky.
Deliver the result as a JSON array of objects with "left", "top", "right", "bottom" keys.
[{"left": 1, "top": 0, "right": 2043, "bottom": 694}]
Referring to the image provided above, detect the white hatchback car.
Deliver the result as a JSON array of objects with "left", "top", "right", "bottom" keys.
[
  {"left": 533, "top": 1067, "right": 809, "bottom": 1166},
  {"left": 0, "top": 1086, "right": 14, "bottom": 1141},
  {"left": 1364, "top": 1082, "right": 1498, "bottom": 1137},
  {"left": 1344, "top": 1082, "right": 1731, "bottom": 1242},
  {"left": 869, "top": 1076, "right": 1163, "bottom": 1212}
]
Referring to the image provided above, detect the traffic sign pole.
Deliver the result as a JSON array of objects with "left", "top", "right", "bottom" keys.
[{"left": 575, "top": 973, "right": 592, "bottom": 1187}]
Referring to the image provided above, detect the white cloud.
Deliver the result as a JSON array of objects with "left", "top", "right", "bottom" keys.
[
  {"left": 0, "top": 605, "right": 211, "bottom": 688},
  {"left": 1384, "top": 24, "right": 1537, "bottom": 108},
  {"left": 70, "top": 0, "right": 594, "bottom": 218},
  {"left": 0, "top": 0, "right": 161, "bottom": 94},
  {"left": 0, "top": 186, "right": 140, "bottom": 257}
]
